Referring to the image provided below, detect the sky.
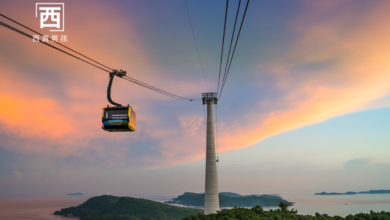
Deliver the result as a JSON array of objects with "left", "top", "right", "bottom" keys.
[{"left": 0, "top": 0, "right": 389, "bottom": 197}]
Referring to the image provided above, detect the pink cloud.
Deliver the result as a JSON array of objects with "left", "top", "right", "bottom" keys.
[
  {"left": 214, "top": 0, "right": 390, "bottom": 154},
  {"left": 1, "top": 1, "right": 390, "bottom": 168}
]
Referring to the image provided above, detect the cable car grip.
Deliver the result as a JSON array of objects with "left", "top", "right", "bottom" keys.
[{"left": 107, "top": 69, "right": 127, "bottom": 107}]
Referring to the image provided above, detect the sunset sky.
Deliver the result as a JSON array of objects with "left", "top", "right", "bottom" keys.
[{"left": 0, "top": 0, "right": 389, "bottom": 197}]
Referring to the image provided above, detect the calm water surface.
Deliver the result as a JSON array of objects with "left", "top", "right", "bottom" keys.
[
  {"left": 278, "top": 193, "right": 390, "bottom": 216},
  {"left": 0, "top": 196, "right": 88, "bottom": 220},
  {"left": 0, "top": 193, "right": 389, "bottom": 219}
]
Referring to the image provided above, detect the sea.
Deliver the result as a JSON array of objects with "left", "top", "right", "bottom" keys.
[{"left": 0, "top": 193, "right": 389, "bottom": 219}]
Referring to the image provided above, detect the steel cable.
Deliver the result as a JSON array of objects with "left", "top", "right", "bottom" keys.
[
  {"left": 184, "top": 0, "right": 210, "bottom": 92},
  {"left": 220, "top": 0, "right": 241, "bottom": 95},
  {"left": 218, "top": 0, "right": 250, "bottom": 100},
  {"left": 217, "top": 0, "right": 229, "bottom": 95},
  {"left": 0, "top": 21, "right": 111, "bottom": 73},
  {"left": 0, "top": 13, "right": 113, "bottom": 71},
  {"left": 123, "top": 76, "right": 195, "bottom": 101},
  {"left": 0, "top": 21, "right": 198, "bottom": 102}
]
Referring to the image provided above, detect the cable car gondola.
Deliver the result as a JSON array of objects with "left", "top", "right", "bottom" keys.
[
  {"left": 102, "top": 70, "right": 136, "bottom": 132},
  {"left": 102, "top": 105, "right": 136, "bottom": 132}
]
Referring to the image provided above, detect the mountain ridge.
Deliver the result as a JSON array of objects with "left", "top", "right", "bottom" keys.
[
  {"left": 165, "top": 192, "right": 292, "bottom": 207},
  {"left": 315, "top": 190, "right": 390, "bottom": 195}
]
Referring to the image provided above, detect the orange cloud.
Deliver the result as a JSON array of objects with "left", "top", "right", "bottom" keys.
[
  {"left": 1, "top": 1, "right": 390, "bottom": 168},
  {"left": 0, "top": 93, "right": 72, "bottom": 138},
  {"left": 151, "top": 1, "right": 390, "bottom": 166},
  {"left": 215, "top": 0, "right": 390, "bottom": 154},
  {"left": 115, "top": 1, "right": 390, "bottom": 169}
]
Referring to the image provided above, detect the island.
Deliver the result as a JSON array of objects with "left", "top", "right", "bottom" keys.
[
  {"left": 54, "top": 195, "right": 202, "bottom": 220},
  {"left": 165, "top": 192, "right": 293, "bottom": 207},
  {"left": 67, "top": 192, "right": 83, "bottom": 196},
  {"left": 315, "top": 189, "right": 390, "bottom": 195}
]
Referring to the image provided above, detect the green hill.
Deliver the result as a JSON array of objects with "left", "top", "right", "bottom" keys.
[
  {"left": 165, "top": 192, "right": 293, "bottom": 207},
  {"left": 53, "top": 195, "right": 203, "bottom": 220},
  {"left": 219, "top": 192, "right": 243, "bottom": 197}
]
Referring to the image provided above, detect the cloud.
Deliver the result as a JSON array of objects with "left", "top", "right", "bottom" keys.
[
  {"left": 344, "top": 158, "right": 390, "bottom": 172},
  {"left": 1, "top": 0, "right": 390, "bottom": 169},
  {"left": 344, "top": 158, "right": 375, "bottom": 170},
  {"left": 215, "top": 0, "right": 390, "bottom": 154}
]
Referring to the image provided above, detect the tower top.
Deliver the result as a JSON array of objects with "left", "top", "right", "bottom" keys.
[{"left": 202, "top": 93, "right": 218, "bottom": 105}]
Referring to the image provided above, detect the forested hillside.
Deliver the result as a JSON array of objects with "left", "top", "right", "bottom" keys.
[
  {"left": 183, "top": 202, "right": 390, "bottom": 220},
  {"left": 54, "top": 195, "right": 202, "bottom": 220}
]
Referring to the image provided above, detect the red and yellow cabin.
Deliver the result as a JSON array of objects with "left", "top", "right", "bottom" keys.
[{"left": 102, "top": 106, "right": 136, "bottom": 132}]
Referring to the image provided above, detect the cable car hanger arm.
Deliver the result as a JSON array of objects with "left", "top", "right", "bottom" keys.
[{"left": 107, "top": 70, "right": 127, "bottom": 107}]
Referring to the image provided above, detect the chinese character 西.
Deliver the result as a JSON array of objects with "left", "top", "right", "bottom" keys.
[{"left": 39, "top": 7, "right": 61, "bottom": 29}]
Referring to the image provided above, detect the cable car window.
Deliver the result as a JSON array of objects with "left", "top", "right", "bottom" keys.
[{"left": 106, "top": 109, "right": 128, "bottom": 119}]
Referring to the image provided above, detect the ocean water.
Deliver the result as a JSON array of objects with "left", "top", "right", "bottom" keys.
[
  {"left": 0, "top": 193, "right": 389, "bottom": 219},
  {"left": 0, "top": 196, "right": 88, "bottom": 220},
  {"left": 277, "top": 193, "right": 390, "bottom": 216}
]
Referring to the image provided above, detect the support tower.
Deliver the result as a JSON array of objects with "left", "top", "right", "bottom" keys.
[{"left": 202, "top": 92, "right": 219, "bottom": 214}]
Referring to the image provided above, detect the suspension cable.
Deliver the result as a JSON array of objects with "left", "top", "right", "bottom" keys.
[
  {"left": 0, "top": 21, "right": 198, "bottom": 102},
  {"left": 217, "top": 0, "right": 229, "bottom": 95},
  {"left": 218, "top": 0, "right": 250, "bottom": 100},
  {"left": 184, "top": 0, "right": 210, "bottom": 92},
  {"left": 220, "top": 0, "right": 241, "bottom": 94},
  {"left": 123, "top": 76, "right": 195, "bottom": 101},
  {"left": 0, "top": 13, "right": 112, "bottom": 71},
  {"left": 0, "top": 21, "right": 111, "bottom": 73}
]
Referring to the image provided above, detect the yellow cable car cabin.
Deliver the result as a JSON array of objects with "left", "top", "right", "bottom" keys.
[{"left": 102, "top": 106, "right": 136, "bottom": 132}]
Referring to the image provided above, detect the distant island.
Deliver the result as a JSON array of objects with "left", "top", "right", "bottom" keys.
[
  {"left": 54, "top": 195, "right": 202, "bottom": 220},
  {"left": 315, "top": 189, "right": 390, "bottom": 195},
  {"left": 165, "top": 192, "right": 293, "bottom": 207},
  {"left": 67, "top": 192, "right": 83, "bottom": 196}
]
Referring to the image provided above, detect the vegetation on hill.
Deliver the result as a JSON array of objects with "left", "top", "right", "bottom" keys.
[
  {"left": 219, "top": 192, "right": 283, "bottom": 200},
  {"left": 165, "top": 192, "right": 293, "bottom": 207},
  {"left": 315, "top": 190, "right": 390, "bottom": 195},
  {"left": 183, "top": 202, "right": 390, "bottom": 220},
  {"left": 220, "top": 192, "right": 244, "bottom": 197},
  {"left": 53, "top": 195, "right": 203, "bottom": 220}
]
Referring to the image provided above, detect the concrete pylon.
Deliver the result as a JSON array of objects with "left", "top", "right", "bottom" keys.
[{"left": 202, "top": 93, "right": 219, "bottom": 215}]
